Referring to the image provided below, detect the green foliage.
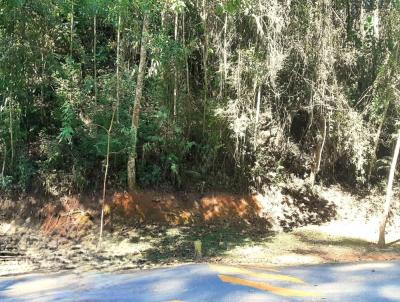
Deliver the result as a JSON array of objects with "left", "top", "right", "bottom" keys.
[
  {"left": 1, "top": 0, "right": 400, "bottom": 195},
  {"left": 16, "top": 156, "right": 35, "bottom": 192},
  {"left": 137, "top": 107, "right": 197, "bottom": 188},
  {"left": 0, "top": 175, "right": 13, "bottom": 190}
]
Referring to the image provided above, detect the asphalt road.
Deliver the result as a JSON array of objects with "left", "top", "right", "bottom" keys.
[{"left": 1, "top": 261, "right": 400, "bottom": 301}]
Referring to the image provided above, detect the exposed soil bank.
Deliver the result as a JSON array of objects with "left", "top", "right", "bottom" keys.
[{"left": 1, "top": 184, "right": 400, "bottom": 277}]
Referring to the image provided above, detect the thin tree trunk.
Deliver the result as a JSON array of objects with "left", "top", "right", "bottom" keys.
[
  {"left": 237, "top": 50, "right": 241, "bottom": 100},
  {"left": 234, "top": 50, "right": 242, "bottom": 162},
  {"left": 378, "top": 129, "right": 400, "bottom": 247},
  {"left": 346, "top": 0, "right": 352, "bottom": 37},
  {"left": 94, "top": 12, "right": 97, "bottom": 103},
  {"left": 316, "top": 117, "right": 327, "bottom": 173},
  {"left": 116, "top": 14, "right": 121, "bottom": 121},
  {"left": 360, "top": 3, "right": 365, "bottom": 41},
  {"left": 41, "top": 51, "right": 45, "bottom": 107},
  {"left": 173, "top": 12, "right": 178, "bottom": 120},
  {"left": 254, "top": 84, "right": 261, "bottom": 150},
  {"left": 98, "top": 108, "right": 115, "bottom": 248},
  {"left": 202, "top": 0, "right": 208, "bottom": 136},
  {"left": 223, "top": 12, "right": 228, "bottom": 95},
  {"left": 68, "top": 1, "right": 74, "bottom": 120},
  {"left": 9, "top": 99, "right": 14, "bottom": 167},
  {"left": 127, "top": 15, "right": 148, "bottom": 192},
  {"left": 373, "top": 0, "right": 380, "bottom": 39},
  {"left": 70, "top": 1, "right": 74, "bottom": 57},
  {"left": 1, "top": 141, "right": 6, "bottom": 183},
  {"left": 183, "top": 12, "right": 190, "bottom": 95},
  {"left": 310, "top": 116, "right": 327, "bottom": 187}
]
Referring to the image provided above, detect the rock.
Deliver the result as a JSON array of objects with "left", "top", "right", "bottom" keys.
[
  {"left": 29, "top": 236, "right": 39, "bottom": 242},
  {"left": 71, "top": 245, "right": 82, "bottom": 250},
  {"left": 47, "top": 241, "right": 58, "bottom": 250},
  {"left": 0, "top": 221, "right": 16, "bottom": 235},
  {"left": 58, "top": 238, "right": 68, "bottom": 245}
]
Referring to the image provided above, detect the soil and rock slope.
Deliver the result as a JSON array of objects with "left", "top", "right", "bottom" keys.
[{"left": 1, "top": 183, "right": 400, "bottom": 277}]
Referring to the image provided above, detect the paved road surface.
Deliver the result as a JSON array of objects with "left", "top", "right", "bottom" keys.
[{"left": 1, "top": 261, "right": 400, "bottom": 301}]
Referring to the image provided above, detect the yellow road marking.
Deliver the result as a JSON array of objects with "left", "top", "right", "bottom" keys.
[
  {"left": 209, "top": 264, "right": 304, "bottom": 284},
  {"left": 218, "top": 274, "right": 320, "bottom": 297}
]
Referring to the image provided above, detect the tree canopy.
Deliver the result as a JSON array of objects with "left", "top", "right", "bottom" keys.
[{"left": 1, "top": 0, "right": 400, "bottom": 195}]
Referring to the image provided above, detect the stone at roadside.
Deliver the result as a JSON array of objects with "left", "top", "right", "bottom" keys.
[{"left": 47, "top": 241, "right": 58, "bottom": 250}]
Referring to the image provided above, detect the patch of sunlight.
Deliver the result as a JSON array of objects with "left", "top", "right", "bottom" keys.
[
  {"left": 379, "top": 285, "right": 400, "bottom": 300},
  {"left": 302, "top": 221, "right": 379, "bottom": 243},
  {"left": 166, "top": 228, "right": 182, "bottom": 236},
  {"left": 333, "top": 262, "right": 392, "bottom": 272},
  {"left": 272, "top": 254, "right": 322, "bottom": 265},
  {"left": 209, "top": 264, "right": 304, "bottom": 283},
  {"left": 225, "top": 245, "right": 268, "bottom": 258},
  {"left": 0, "top": 262, "right": 36, "bottom": 277},
  {"left": 104, "top": 239, "right": 152, "bottom": 256},
  {"left": 218, "top": 275, "right": 320, "bottom": 297},
  {"left": 270, "top": 233, "right": 301, "bottom": 248},
  {"left": 151, "top": 278, "right": 187, "bottom": 294},
  {"left": 4, "top": 275, "right": 76, "bottom": 298}
]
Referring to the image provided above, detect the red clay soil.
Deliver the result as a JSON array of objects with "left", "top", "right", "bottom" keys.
[
  {"left": 111, "top": 191, "right": 265, "bottom": 225},
  {"left": 40, "top": 196, "right": 95, "bottom": 236},
  {"left": 38, "top": 191, "right": 268, "bottom": 235}
]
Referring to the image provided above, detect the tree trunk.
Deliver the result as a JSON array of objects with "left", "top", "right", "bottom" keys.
[
  {"left": 70, "top": 1, "right": 74, "bottom": 57},
  {"left": 183, "top": 12, "right": 190, "bottom": 95},
  {"left": 223, "top": 13, "right": 228, "bottom": 96},
  {"left": 254, "top": 84, "right": 261, "bottom": 150},
  {"left": 234, "top": 50, "right": 242, "bottom": 162},
  {"left": 310, "top": 116, "right": 327, "bottom": 187},
  {"left": 98, "top": 109, "right": 115, "bottom": 248},
  {"left": 94, "top": 13, "right": 97, "bottom": 103},
  {"left": 1, "top": 141, "right": 6, "bottom": 184},
  {"left": 202, "top": 0, "right": 208, "bottom": 135},
  {"left": 127, "top": 15, "right": 148, "bottom": 192},
  {"left": 373, "top": 0, "right": 380, "bottom": 39},
  {"left": 41, "top": 51, "right": 45, "bottom": 112},
  {"left": 116, "top": 14, "right": 121, "bottom": 121},
  {"left": 9, "top": 99, "right": 14, "bottom": 167},
  {"left": 346, "top": 0, "right": 352, "bottom": 37},
  {"left": 378, "top": 129, "right": 400, "bottom": 247},
  {"left": 173, "top": 12, "right": 178, "bottom": 119},
  {"left": 360, "top": 3, "right": 365, "bottom": 41}
]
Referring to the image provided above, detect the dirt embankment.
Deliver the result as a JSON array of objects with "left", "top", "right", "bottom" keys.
[
  {"left": 33, "top": 187, "right": 335, "bottom": 236},
  {"left": 1, "top": 191, "right": 270, "bottom": 271},
  {"left": 1, "top": 185, "right": 400, "bottom": 277}
]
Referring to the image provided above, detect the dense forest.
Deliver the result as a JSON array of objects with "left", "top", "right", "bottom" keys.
[
  {"left": 0, "top": 0, "right": 400, "bottom": 196},
  {"left": 3, "top": 1, "right": 400, "bottom": 278}
]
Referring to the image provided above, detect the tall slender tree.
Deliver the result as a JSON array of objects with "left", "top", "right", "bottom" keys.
[
  {"left": 127, "top": 15, "right": 148, "bottom": 192},
  {"left": 378, "top": 127, "right": 400, "bottom": 247}
]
